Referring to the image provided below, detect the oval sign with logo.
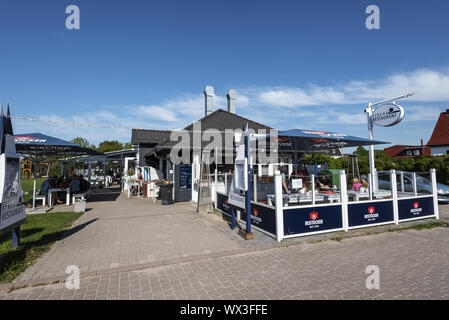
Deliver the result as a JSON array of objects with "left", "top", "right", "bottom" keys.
[{"left": 372, "top": 103, "right": 405, "bottom": 127}]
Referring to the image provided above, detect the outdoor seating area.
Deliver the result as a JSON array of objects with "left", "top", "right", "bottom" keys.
[
  {"left": 215, "top": 168, "right": 440, "bottom": 241},
  {"left": 30, "top": 174, "right": 92, "bottom": 209}
]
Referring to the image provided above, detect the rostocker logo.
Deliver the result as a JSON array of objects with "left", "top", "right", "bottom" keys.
[
  {"left": 14, "top": 136, "right": 46, "bottom": 143},
  {"left": 411, "top": 202, "right": 422, "bottom": 215},
  {"left": 305, "top": 211, "right": 323, "bottom": 227},
  {"left": 252, "top": 208, "right": 259, "bottom": 216},
  {"left": 364, "top": 206, "right": 379, "bottom": 221}
]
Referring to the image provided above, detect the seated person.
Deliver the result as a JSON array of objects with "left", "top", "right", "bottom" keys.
[
  {"left": 68, "top": 175, "right": 81, "bottom": 195},
  {"left": 351, "top": 178, "right": 362, "bottom": 191},
  {"left": 280, "top": 166, "right": 290, "bottom": 194},
  {"left": 79, "top": 175, "right": 90, "bottom": 192},
  {"left": 39, "top": 177, "right": 51, "bottom": 196},
  {"left": 318, "top": 175, "right": 331, "bottom": 190},
  {"left": 55, "top": 177, "right": 69, "bottom": 203},
  {"left": 47, "top": 177, "right": 62, "bottom": 205},
  {"left": 361, "top": 177, "right": 369, "bottom": 187}
]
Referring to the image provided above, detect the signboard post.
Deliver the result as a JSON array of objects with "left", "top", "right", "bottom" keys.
[
  {"left": 228, "top": 124, "right": 253, "bottom": 240},
  {"left": 0, "top": 106, "right": 26, "bottom": 247},
  {"left": 364, "top": 93, "right": 413, "bottom": 200}
]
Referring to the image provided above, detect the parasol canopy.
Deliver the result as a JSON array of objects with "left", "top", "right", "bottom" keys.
[
  {"left": 259, "top": 129, "right": 388, "bottom": 153},
  {"left": 15, "top": 133, "right": 101, "bottom": 156},
  {"left": 14, "top": 133, "right": 101, "bottom": 211}
]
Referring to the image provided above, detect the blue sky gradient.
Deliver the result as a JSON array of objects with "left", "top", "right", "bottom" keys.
[{"left": 1, "top": 0, "right": 448, "bottom": 148}]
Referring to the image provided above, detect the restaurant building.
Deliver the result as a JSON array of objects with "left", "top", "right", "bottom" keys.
[
  {"left": 427, "top": 109, "right": 449, "bottom": 155},
  {"left": 131, "top": 87, "right": 276, "bottom": 202},
  {"left": 382, "top": 141, "right": 431, "bottom": 158}
]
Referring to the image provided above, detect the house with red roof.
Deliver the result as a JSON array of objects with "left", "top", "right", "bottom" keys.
[
  {"left": 427, "top": 109, "right": 449, "bottom": 155},
  {"left": 383, "top": 143, "right": 431, "bottom": 158}
]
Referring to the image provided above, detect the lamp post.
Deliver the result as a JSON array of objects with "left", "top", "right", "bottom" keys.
[{"left": 364, "top": 92, "right": 414, "bottom": 200}]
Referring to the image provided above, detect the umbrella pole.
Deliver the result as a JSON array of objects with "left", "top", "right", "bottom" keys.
[{"left": 32, "top": 152, "right": 37, "bottom": 211}]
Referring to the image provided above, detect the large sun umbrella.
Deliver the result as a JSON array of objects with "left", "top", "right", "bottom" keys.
[
  {"left": 259, "top": 129, "right": 388, "bottom": 153},
  {"left": 14, "top": 133, "right": 102, "bottom": 211}
]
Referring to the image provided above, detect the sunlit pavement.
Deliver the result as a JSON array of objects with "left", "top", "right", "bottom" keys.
[{"left": 1, "top": 217, "right": 448, "bottom": 299}]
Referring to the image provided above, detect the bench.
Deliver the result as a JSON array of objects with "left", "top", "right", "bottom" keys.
[
  {"left": 72, "top": 192, "right": 88, "bottom": 204},
  {"left": 35, "top": 195, "right": 47, "bottom": 207}
]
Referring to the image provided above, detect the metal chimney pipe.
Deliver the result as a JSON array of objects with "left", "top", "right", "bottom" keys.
[
  {"left": 227, "top": 89, "right": 236, "bottom": 114},
  {"left": 204, "top": 86, "right": 214, "bottom": 116}
]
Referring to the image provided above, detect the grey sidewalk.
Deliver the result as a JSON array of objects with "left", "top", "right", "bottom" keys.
[
  {"left": 11, "top": 187, "right": 276, "bottom": 286},
  {"left": 1, "top": 226, "right": 448, "bottom": 300},
  {"left": 7, "top": 186, "right": 449, "bottom": 290}
]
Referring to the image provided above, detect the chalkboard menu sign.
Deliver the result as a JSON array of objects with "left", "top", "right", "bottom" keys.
[{"left": 179, "top": 165, "right": 192, "bottom": 189}]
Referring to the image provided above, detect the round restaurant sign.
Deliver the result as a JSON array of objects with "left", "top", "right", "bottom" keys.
[{"left": 372, "top": 103, "right": 405, "bottom": 127}]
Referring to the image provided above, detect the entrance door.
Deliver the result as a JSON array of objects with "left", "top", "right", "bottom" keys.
[{"left": 175, "top": 164, "right": 192, "bottom": 202}]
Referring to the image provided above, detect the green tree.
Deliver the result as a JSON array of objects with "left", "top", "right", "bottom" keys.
[
  {"left": 123, "top": 142, "right": 133, "bottom": 149},
  {"left": 97, "top": 140, "right": 124, "bottom": 153},
  {"left": 70, "top": 137, "right": 92, "bottom": 149},
  {"left": 354, "top": 146, "right": 369, "bottom": 157}
]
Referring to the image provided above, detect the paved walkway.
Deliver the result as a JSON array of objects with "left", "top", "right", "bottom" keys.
[
  {"left": 12, "top": 186, "right": 275, "bottom": 286},
  {"left": 1, "top": 226, "right": 448, "bottom": 300},
  {"left": 439, "top": 203, "right": 449, "bottom": 220},
  {"left": 4, "top": 186, "right": 448, "bottom": 297}
]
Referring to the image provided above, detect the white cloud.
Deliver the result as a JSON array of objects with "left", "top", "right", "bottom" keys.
[
  {"left": 348, "top": 68, "right": 449, "bottom": 102},
  {"left": 138, "top": 105, "right": 179, "bottom": 122},
  {"left": 12, "top": 66, "right": 449, "bottom": 145},
  {"left": 240, "top": 67, "right": 449, "bottom": 108},
  {"left": 404, "top": 106, "right": 442, "bottom": 121}
]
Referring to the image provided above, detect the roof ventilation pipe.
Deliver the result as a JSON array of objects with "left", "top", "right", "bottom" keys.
[
  {"left": 204, "top": 86, "right": 214, "bottom": 116},
  {"left": 227, "top": 89, "right": 236, "bottom": 114}
]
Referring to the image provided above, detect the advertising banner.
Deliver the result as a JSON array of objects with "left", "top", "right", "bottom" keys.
[
  {"left": 216, "top": 193, "right": 276, "bottom": 235},
  {"left": 348, "top": 200, "right": 394, "bottom": 227},
  {"left": 0, "top": 110, "right": 26, "bottom": 235},
  {"left": 283, "top": 205, "right": 343, "bottom": 235},
  {"left": 216, "top": 192, "right": 232, "bottom": 215},
  {"left": 239, "top": 202, "right": 276, "bottom": 235},
  {"left": 398, "top": 196, "right": 434, "bottom": 220}
]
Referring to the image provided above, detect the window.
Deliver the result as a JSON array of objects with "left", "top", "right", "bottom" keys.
[
  {"left": 413, "top": 149, "right": 421, "bottom": 156},
  {"left": 405, "top": 150, "right": 412, "bottom": 156}
]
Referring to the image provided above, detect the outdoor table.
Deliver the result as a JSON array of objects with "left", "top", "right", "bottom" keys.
[
  {"left": 48, "top": 188, "right": 71, "bottom": 206},
  {"left": 347, "top": 189, "right": 392, "bottom": 201},
  {"left": 267, "top": 192, "right": 340, "bottom": 206},
  {"left": 317, "top": 191, "right": 340, "bottom": 203}
]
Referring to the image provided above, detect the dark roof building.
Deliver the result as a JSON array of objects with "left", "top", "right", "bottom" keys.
[
  {"left": 131, "top": 85, "right": 273, "bottom": 168},
  {"left": 427, "top": 109, "right": 449, "bottom": 155},
  {"left": 152, "top": 108, "right": 272, "bottom": 154},
  {"left": 131, "top": 129, "right": 172, "bottom": 145},
  {"left": 383, "top": 144, "right": 431, "bottom": 158},
  {"left": 131, "top": 129, "right": 172, "bottom": 166}
]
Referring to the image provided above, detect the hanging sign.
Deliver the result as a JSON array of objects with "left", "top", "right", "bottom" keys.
[{"left": 372, "top": 103, "right": 405, "bottom": 127}]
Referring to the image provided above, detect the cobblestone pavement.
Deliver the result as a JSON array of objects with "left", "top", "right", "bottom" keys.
[
  {"left": 8, "top": 185, "right": 449, "bottom": 289},
  {"left": 439, "top": 204, "right": 449, "bottom": 220},
  {"left": 1, "top": 226, "right": 448, "bottom": 300},
  {"left": 11, "top": 187, "right": 277, "bottom": 286}
]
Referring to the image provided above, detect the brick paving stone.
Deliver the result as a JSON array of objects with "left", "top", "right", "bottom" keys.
[{"left": 2, "top": 196, "right": 449, "bottom": 300}]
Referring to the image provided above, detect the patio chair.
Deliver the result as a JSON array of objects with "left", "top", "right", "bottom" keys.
[
  {"left": 127, "top": 181, "right": 140, "bottom": 198},
  {"left": 148, "top": 182, "right": 159, "bottom": 204}
]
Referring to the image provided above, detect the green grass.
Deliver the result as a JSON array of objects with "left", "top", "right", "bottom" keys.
[
  {"left": 0, "top": 211, "right": 83, "bottom": 283},
  {"left": 21, "top": 178, "right": 46, "bottom": 204}
]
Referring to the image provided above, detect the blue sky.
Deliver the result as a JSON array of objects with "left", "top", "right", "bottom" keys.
[{"left": 1, "top": 0, "right": 448, "bottom": 149}]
